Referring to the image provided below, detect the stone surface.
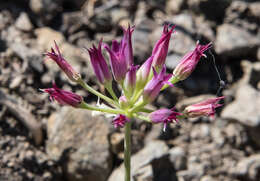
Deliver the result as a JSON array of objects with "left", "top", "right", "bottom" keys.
[
  {"left": 15, "top": 12, "right": 33, "bottom": 32},
  {"left": 166, "top": 0, "right": 184, "bottom": 15},
  {"left": 215, "top": 24, "right": 260, "bottom": 57},
  {"left": 230, "top": 154, "right": 260, "bottom": 180},
  {"left": 47, "top": 107, "right": 112, "bottom": 181},
  {"left": 108, "top": 141, "right": 170, "bottom": 181},
  {"left": 169, "top": 147, "right": 187, "bottom": 171},
  {"left": 221, "top": 84, "right": 260, "bottom": 127}
]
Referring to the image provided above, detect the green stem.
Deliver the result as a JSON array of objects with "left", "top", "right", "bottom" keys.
[
  {"left": 133, "top": 113, "right": 151, "bottom": 122},
  {"left": 106, "top": 83, "right": 119, "bottom": 102},
  {"left": 130, "top": 100, "right": 147, "bottom": 113},
  {"left": 77, "top": 79, "right": 118, "bottom": 107},
  {"left": 80, "top": 102, "right": 125, "bottom": 114},
  {"left": 124, "top": 122, "right": 131, "bottom": 181},
  {"left": 161, "top": 76, "right": 180, "bottom": 91}
]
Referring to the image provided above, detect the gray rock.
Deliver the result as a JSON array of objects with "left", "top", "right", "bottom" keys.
[
  {"left": 15, "top": 12, "right": 33, "bottom": 32},
  {"left": 215, "top": 24, "right": 260, "bottom": 57},
  {"left": 108, "top": 141, "right": 170, "bottom": 181},
  {"left": 221, "top": 84, "right": 260, "bottom": 127},
  {"left": 10, "top": 43, "right": 44, "bottom": 73},
  {"left": 166, "top": 0, "right": 184, "bottom": 14},
  {"left": 230, "top": 154, "right": 260, "bottom": 180},
  {"left": 169, "top": 147, "right": 187, "bottom": 171},
  {"left": 47, "top": 107, "right": 112, "bottom": 181},
  {"left": 172, "top": 13, "right": 196, "bottom": 34},
  {"left": 165, "top": 54, "right": 182, "bottom": 69}
]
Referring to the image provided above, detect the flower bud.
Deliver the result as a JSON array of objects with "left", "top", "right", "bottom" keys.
[
  {"left": 173, "top": 42, "right": 212, "bottom": 81},
  {"left": 136, "top": 56, "right": 153, "bottom": 89},
  {"left": 112, "top": 114, "right": 130, "bottom": 128},
  {"left": 149, "top": 108, "right": 182, "bottom": 131},
  {"left": 88, "top": 39, "right": 112, "bottom": 85},
  {"left": 124, "top": 65, "right": 139, "bottom": 98},
  {"left": 152, "top": 24, "right": 175, "bottom": 70},
  {"left": 143, "top": 66, "right": 173, "bottom": 103},
  {"left": 42, "top": 82, "right": 83, "bottom": 107},
  {"left": 184, "top": 96, "right": 224, "bottom": 119},
  {"left": 45, "top": 41, "right": 81, "bottom": 82}
]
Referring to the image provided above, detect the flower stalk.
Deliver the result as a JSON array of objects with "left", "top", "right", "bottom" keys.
[{"left": 41, "top": 24, "right": 224, "bottom": 181}]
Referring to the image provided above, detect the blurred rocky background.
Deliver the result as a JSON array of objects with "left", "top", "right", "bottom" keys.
[{"left": 0, "top": 0, "right": 260, "bottom": 180}]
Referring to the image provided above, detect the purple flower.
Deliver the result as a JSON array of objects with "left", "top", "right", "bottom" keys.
[
  {"left": 143, "top": 66, "right": 173, "bottom": 103},
  {"left": 136, "top": 56, "right": 154, "bottom": 89},
  {"left": 42, "top": 82, "right": 83, "bottom": 107},
  {"left": 45, "top": 41, "right": 81, "bottom": 82},
  {"left": 184, "top": 96, "right": 224, "bottom": 119},
  {"left": 87, "top": 39, "right": 112, "bottom": 85},
  {"left": 149, "top": 108, "right": 182, "bottom": 131},
  {"left": 124, "top": 64, "right": 139, "bottom": 98},
  {"left": 121, "top": 25, "right": 134, "bottom": 66},
  {"left": 173, "top": 42, "right": 212, "bottom": 81},
  {"left": 112, "top": 114, "right": 130, "bottom": 128},
  {"left": 152, "top": 24, "right": 175, "bottom": 69},
  {"left": 104, "top": 26, "right": 134, "bottom": 82},
  {"left": 104, "top": 40, "right": 128, "bottom": 83}
]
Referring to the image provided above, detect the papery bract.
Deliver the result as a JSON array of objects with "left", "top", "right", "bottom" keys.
[
  {"left": 173, "top": 42, "right": 212, "bottom": 81},
  {"left": 149, "top": 108, "right": 182, "bottom": 131},
  {"left": 112, "top": 114, "right": 130, "bottom": 128},
  {"left": 45, "top": 41, "right": 81, "bottom": 82},
  {"left": 42, "top": 82, "right": 83, "bottom": 107},
  {"left": 152, "top": 24, "right": 175, "bottom": 70},
  {"left": 184, "top": 96, "right": 224, "bottom": 119},
  {"left": 143, "top": 66, "right": 173, "bottom": 103},
  {"left": 88, "top": 39, "right": 112, "bottom": 85}
]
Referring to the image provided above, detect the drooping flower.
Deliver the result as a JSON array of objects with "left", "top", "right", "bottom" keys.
[
  {"left": 45, "top": 41, "right": 81, "bottom": 82},
  {"left": 184, "top": 96, "right": 224, "bottom": 119},
  {"left": 173, "top": 42, "right": 212, "bottom": 81},
  {"left": 136, "top": 56, "right": 154, "bottom": 89},
  {"left": 152, "top": 24, "right": 175, "bottom": 70},
  {"left": 104, "top": 40, "right": 128, "bottom": 83},
  {"left": 42, "top": 82, "right": 83, "bottom": 107},
  {"left": 112, "top": 114, "right": 130, "bottom": 128},
  {"left": 87, "top": 39, "right": 112, "bottom": 85},
  {"left": 149, "top": 108, "right": 182, "bottom": 131},
  {"left": 143, "top": 66, "right": 173, "bottom": 103},
  {"left": 124, "top": 64, "right": 139, "bottom": 98}
]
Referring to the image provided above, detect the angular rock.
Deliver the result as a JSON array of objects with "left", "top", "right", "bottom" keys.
[
  {"left": 230, "top": 154, "right": 260, "bottom": 180},
  {"left": 169, "top": 147, "right": 187, "bottom": 171},
  {"left": 47, "top": 107, "right": 112, "bottom": 181},
  {"left": 166, "top": 0, "right": 184, "bottom": 14},
  {"left": 221, "top": 84, "right": 260, "bottom": 127},
  {"left": 215, "top": 24, "right": 260, "bottom": 57},
  {"left": 108, "top": 141, "right": 171, "bottom": 181},
  {"left": 15, "top": 12, "right": 33, "bottom": 32}
]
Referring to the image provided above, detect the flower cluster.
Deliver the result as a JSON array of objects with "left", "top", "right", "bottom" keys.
[{"left": 42, "top": 24, "right": 224, "bottom": 130}]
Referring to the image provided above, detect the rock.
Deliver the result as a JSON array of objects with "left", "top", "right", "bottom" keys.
[
  {"left": 35, "top": 27, "right": 65, "bottom": 51},
  {"left": 169, "top": 147, "right": 187, "bottom": 171},
  {"left": 149, "top": 24, "right": 195, "bottom": 56},
  {"left": 166, "top": 0, "right": 184, "bottom": 15},
  {"left": 165, "top": 53, "right": 182, "bottom": 69},
  {"left": 108, "top": 141, "right": 170, "bottom": 181},
  {"left": 215, "top": 24, "right": 260, "bottom": 57},
  {"left": 10, "top": 43, "right": 44, "bottom": 73},
  {"left": 0, "top": 10, "right": 13, "bottom": 31},
  {"left": 230, "top": 154, "right": 260, "bottom": 180},
  {"left": 257, "top": 47, "right": 260, "bottom": 61},
  {"left": 195, "top": 17, "right": 215, "bottom": 42},
  {"left": 15, "top": 12, "right": 33, "bottom": 32},
  {"left": 187, "top": 0, "right": 230, "bottom": 22},
  {"left": 47, "top": 107, "right": 112, "bottom": 181},
  {"left": 172, "top": 13, "right": 196, "bottom": 34},
  {"left": 221, "top": 84, "right": 260, "bottom": 127},
  {"left": 110, "top": 8, "right": 129, "bottom": 24}
]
